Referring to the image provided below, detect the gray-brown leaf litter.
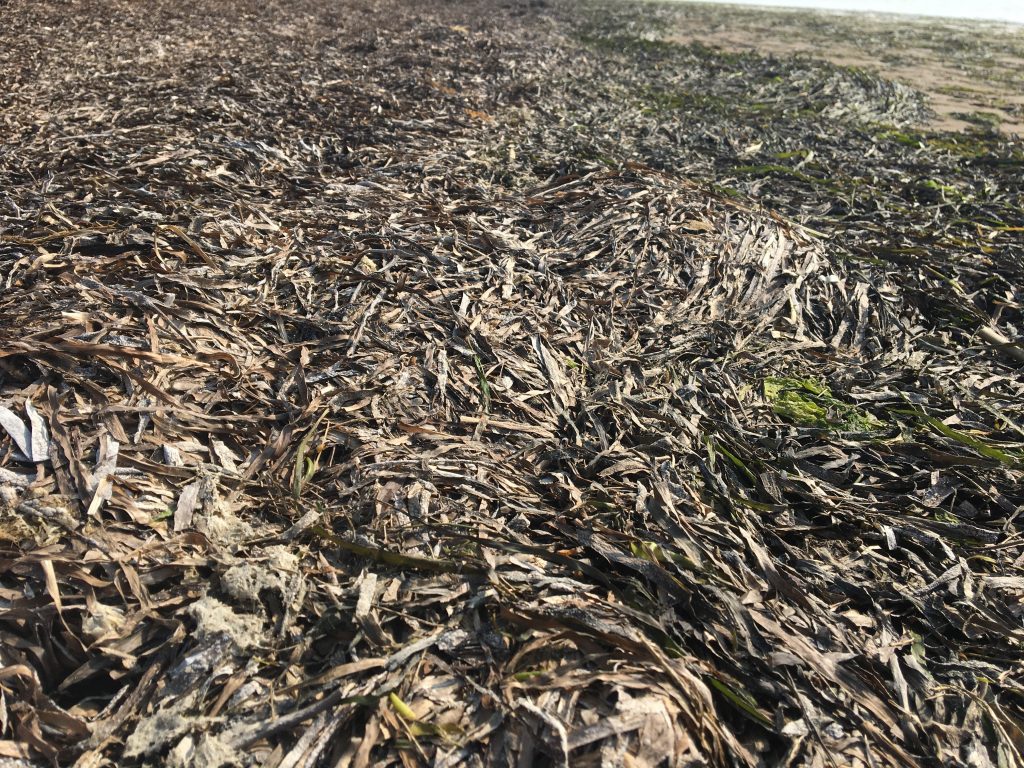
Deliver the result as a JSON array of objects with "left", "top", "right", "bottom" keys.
[{"left": 1, "top": 0, "right": 1022, "bottom": 765}]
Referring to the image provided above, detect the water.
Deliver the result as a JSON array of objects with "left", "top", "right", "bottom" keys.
[{"left": 680, "top": 0, "right": 1024, "bottom": 24}]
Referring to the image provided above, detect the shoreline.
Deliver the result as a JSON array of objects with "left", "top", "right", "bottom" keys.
[
  {"left": 653, "top": 0, "right": 1024, "bottom": 133},
  {"left": 662, "top": 0, "right": 1024, "bottom": 27}
]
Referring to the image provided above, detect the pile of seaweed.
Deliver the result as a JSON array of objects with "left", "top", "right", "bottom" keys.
[{"left": 1, "top": 0, "right": 1022, "bottom": 766}]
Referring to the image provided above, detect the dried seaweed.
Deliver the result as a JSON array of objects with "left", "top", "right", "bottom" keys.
[{"left": 1, "top": 0, "right": 1022, "bottom": 766}]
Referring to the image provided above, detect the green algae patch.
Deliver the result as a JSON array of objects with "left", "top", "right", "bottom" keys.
[{"left": 764, "top": 377, "right": 882, "bottom": 431}]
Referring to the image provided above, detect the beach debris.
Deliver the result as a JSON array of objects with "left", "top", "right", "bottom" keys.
[{"left": 0, "top": 0, "right": 1021, "bottom": 765}]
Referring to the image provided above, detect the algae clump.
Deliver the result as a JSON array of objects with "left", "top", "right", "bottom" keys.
[{"left": 764, "top": 377, "right": 881, "bottom": 431}]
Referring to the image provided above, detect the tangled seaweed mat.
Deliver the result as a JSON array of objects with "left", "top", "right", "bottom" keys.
[{"left": 1, "top": 0, "right": 1022, "bottom": 765}]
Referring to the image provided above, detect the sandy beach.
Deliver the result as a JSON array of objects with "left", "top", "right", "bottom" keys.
[{"left": 661, "top": 1, "right": 1024, "bottom": 133}]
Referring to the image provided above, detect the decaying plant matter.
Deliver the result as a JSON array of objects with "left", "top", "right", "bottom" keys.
[{"left": 1, "top": 0, "right": 1022, "bottom": 765}]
